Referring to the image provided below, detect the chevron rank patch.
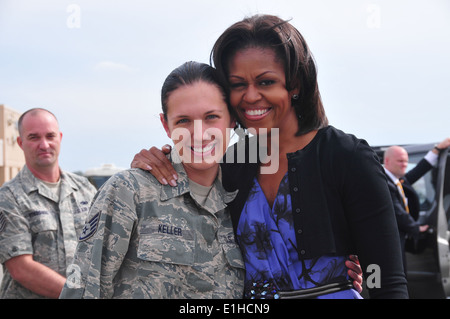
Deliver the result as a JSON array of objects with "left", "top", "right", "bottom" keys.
[{"left": 79, "top": 212, "right": 100, "bottom": 241}]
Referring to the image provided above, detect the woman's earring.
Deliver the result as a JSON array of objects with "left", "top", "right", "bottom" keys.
[{"left": 292, "top": 94, "right": 299, "bottom": 100}]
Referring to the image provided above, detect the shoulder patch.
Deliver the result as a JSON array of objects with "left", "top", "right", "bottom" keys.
[{"left": 79, "top": 212, "right": 100, "bottom": 241}]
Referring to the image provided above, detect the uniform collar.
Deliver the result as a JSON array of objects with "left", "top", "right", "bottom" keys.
[
  {"left": 19, "top": 165, "right": 79, "bottom": 202},
  {"left": 159, "top": 150, "right": 238, "bottom": 214}
]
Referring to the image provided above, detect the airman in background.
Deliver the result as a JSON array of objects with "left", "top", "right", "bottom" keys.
[{"left": 0, "top": 108, "right": 96, "bottom": 298}]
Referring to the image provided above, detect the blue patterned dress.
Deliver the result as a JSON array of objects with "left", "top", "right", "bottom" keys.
[{"left": 236, "top": 173, "right": 362, "bottom": 299}]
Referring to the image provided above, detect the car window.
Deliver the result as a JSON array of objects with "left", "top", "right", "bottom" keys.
[{"left": 407, "top": 153, "right": 436, "bottom": 211}]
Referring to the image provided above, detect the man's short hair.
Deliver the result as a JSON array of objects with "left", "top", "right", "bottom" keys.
[{"left": 18, "top": 108, "right": 58, "bottom": 136}]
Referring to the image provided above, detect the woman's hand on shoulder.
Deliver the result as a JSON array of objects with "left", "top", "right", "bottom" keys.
[{"left": 130, "top": 145, "right": 178, "bottom": 186}]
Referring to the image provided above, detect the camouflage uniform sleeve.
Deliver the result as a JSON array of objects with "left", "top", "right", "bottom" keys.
[
  {"left": 0, "top": 189, "right": 33, "bottom": 264},
  {"left": 60, "top": 171, "right": 138, "bottom": 299}
]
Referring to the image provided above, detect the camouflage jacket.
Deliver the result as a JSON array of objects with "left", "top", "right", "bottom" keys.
[
  {"left": 60, "top": 153, "right": 245, "bottom": 299},
  {"left": 0, "top": 165, "right": 96, "bottom": 299}
]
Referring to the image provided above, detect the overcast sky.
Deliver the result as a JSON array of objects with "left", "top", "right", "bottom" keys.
[{"left": 1, "top": 0, "right": 449, "bottom": 173}]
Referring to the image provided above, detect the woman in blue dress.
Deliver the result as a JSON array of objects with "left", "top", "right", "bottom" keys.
[
  {"left": 239, "top": 174, "right": 361, "bottom": 298},
  {"left": 211, "top": 14, "right": 407, "bottom": 299},
  {"left": 132, "top": 14, "right": 407, "bottom": 298}
]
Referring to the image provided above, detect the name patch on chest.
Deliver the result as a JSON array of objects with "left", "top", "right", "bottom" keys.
[
  {"left": 140, "top": 219, "right": 194, "bottom": 241},
  {"left": 158, "top": 223, "right": 182, "bottom": 236}
]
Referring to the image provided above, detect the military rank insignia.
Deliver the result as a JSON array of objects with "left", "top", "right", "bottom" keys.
[{"left": 79, "top": 212, "right": 100, "bottom": 241}]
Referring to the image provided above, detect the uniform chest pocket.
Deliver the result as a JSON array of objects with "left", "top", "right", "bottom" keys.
[
  {"left": 137, "top": 222, "right": 195, "bottom": 266},
  {"left": 28, "top": 211, "right": 58, "bottom": 233},
  {"left": 219, "top": 233, "right": 245, "bottom": 270}
]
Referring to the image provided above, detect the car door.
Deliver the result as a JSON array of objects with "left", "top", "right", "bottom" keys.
[
  {"left": 435, "top": 148, "right": 450, "bottom": 297},
  {"left": 405, "top": 147, "right": 449, "bottom": 298}
]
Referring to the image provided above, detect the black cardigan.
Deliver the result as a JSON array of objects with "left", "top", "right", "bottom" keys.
[{"left": 221, "top": 126, "right": 408, "bottom": 298}]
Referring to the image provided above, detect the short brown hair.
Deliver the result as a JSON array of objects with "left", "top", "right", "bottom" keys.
[{"left": 18, "top": 108, "right": 58, "bottom": 136}]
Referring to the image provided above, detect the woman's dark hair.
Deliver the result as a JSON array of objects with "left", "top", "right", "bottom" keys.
[
  {"left": 210, "top": 14, "right": 328, "bottom": 135},
  {"left": 161, "top": 61, "right": 236, "bottom": 121}
]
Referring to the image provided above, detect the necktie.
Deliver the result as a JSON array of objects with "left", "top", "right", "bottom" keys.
[{"left": 396, "top": 181, "right": 409, "bottom": 213}]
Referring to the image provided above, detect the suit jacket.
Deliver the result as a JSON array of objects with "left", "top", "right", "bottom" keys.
[{"left": 385, "top": 158, "right": 433, "bottom": 240}]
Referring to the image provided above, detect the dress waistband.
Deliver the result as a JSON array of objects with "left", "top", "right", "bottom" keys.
[{"left": 277, "top": 280, "right": 354, "bottom": 299}]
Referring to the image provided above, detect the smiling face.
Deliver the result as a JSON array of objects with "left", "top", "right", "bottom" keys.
[
  {"left": 161, "top": 81, "right": 233, "bottom": 181},
  {"left": 227, "top": 47, "right": 299, "bottom": 135}
]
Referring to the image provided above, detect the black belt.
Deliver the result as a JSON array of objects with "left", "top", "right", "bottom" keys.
[{"left": 277, "top": 280, "right": 354, "bottom": 299}]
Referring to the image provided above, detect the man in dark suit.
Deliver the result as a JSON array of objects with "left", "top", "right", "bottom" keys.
[{"left": 384, "top": 138, "right": 450, "bottom": 273}]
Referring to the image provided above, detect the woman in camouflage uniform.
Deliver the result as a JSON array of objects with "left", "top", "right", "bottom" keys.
[{"left": 59, "top": 61, "right": 245, "bottom": 298}]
